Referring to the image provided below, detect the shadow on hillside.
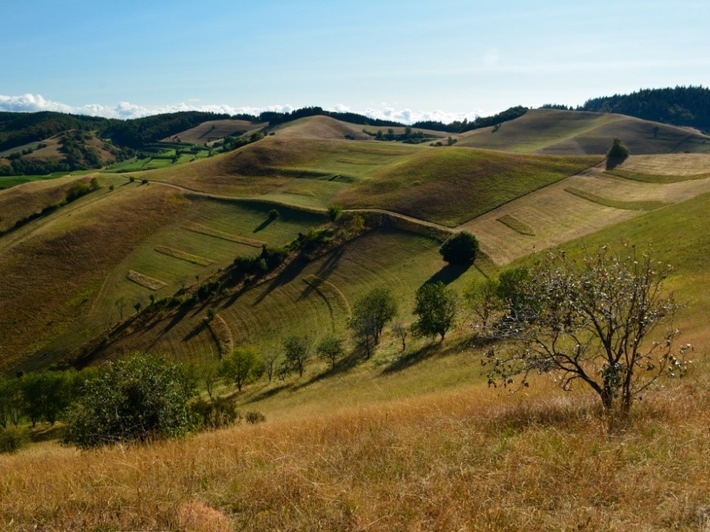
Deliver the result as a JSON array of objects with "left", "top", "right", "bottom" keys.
[
  {"left": 253, "top": 217, "right": 275, "bottom": 233},
  {"left": 242, "top": 382, "right": 292, "bottom": 404},
  {"left": 182, "top": 320, "right": 208, "bottom": 341},
  {"left": 157, "top": 303, "right": 193, "bottom": 336},
  {"left": 251, "top": 256, "right": 309, "bottom": 306},
  {"left": 298, "top": 247, "right": 344, "bottom": 300},
  {"left": 605, "top": 156, "right": 627, "bottom": 170},
  {"left": 381, "top": 342, "right": 441, "bottom": 375},
  {"left": 425, "top": 263, "right": 468, "bottom": 286},
  {"left": 295, "top": 351, "right": 363, "bottom": 388}
]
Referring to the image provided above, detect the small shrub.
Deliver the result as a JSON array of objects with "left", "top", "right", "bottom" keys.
[
  {"left": 0, "top": 427, "right": 27, "bottom": 454},
  {"left": 190, "top": 398, "right": 240, "bottom": 430},
  {"left": 245, "top": 411, "right": 266, "bottom": 425},
  {"left": 328, "top": 204, "right": 343, "bottom": 222}
]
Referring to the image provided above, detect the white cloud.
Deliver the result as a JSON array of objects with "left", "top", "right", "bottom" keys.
[
  {"left": 0, "top": 93, "right": 481, "bottom": 125},
  {"left": 363, "top": 106, "right": 483, "bottom": 124},
  {"left": 0, "top": 93, "right": 74, "bottom": 114}
]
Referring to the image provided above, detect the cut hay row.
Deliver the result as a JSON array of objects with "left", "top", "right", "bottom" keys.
[
  {"left": 207, "top": 314, "right": 233, "bottom": 357},
  {"left": 564, "top": 187, "right": 667, "bottom": 211},
  {"left": 126, "top": 270, "right": 168, "bottom": 291},
  {"left": 182, "top": 221, "right": 266, "bottom": 247},
  {"left": 612, "top": 153, "right": 710, "bottom": 177},
  {"left": 460, "top": 182, "right": 639, "bottom": 266},
  {"left": 496, "top": 214, "right": 535, "bottom": 236},
  {"left": 154, "top": 245, "right": 214, "bottom": 266}
]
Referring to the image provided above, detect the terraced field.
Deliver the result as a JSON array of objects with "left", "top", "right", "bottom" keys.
[
  {"left": 461, "top": 155, "right": 710, "bottom": 265},
  {"left": 2, "top": 113, "right": 709, "bottom": 372}
]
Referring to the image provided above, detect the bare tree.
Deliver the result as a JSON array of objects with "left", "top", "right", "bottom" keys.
[{"left": 485, "top": 245, "right": 689, "bottom": 417}]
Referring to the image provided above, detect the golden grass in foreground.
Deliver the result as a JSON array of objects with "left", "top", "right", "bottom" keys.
[{"left": 1, "top": 371, "right": 708, "bottom": 531}]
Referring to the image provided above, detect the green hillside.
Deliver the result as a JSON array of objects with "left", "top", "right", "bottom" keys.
[{"left": 455, "top": 108, "right": 710, "bottom": 155}]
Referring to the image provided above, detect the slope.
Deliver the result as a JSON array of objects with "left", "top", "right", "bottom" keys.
[{"left": 455, "top": 108, "right": 710, "bottom": 155}]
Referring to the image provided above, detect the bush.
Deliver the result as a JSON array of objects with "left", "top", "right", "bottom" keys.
[
  {"left": 607, "top": 137, "right": 630, "bottom": 159},
  {"left": 328, "top": 204, "right": 343, "bottom": 222},
  {"left": 245, "top": 411, "right": 266, "bottom": 425},
  {"left": 63, "top": 354, "right": 196, "bottom": 448},
  {"left": 190, "top": 397, "right": 240, "bottom": 430},
  {"left": 439, "top": 231, "right": 479, "bottom": 265},
  {"left": 0, "top": 427, "right": 27, "bottom": 454}
]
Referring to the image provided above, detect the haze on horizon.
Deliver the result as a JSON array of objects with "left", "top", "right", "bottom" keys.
[{"left": 2, "top": 0, "right": 709, "bottom": 123}]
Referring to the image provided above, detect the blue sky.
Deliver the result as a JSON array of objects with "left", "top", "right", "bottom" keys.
[{"left": 1, "top": 0, "right": 708, "bottom": 122}]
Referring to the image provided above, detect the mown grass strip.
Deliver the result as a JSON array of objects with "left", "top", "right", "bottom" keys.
[
  {"left": 154, "top": 245, "right": 214, "bottom": 266},
  {"left": 127, "top": 270, "right": 167, "bottom": 291},
  {"left": 564, "top": 187, "right": 668, "bottom": 211},
  {"left": 182, "top": 221, "right": 266, "bottom": 248},
  {"left": 606, "top": 169, "right": 710, "bottom": 184},
  {"left": 496, "top": 214, "right": 535, "bottom": 236}
]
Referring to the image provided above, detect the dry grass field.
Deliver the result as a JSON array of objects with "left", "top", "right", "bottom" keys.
[
  {"left": 161, "top": 119, "right": 266, "bottom": 144},
  {"left": 1, "top": 367, "right": 707, "bottom": 530},
  {"left": 1, "top": 112, "right": 710, "bottom": 530}
]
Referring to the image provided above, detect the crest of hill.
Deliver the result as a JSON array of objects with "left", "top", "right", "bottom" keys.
[
  {"left": 455, "top": 109, "right": 710, "bottom": 155},
  {"left": 160, "top": 119, "right": 266, "bottom": 145},
  {"left": 273, "top": 115, "right": 372, "bottom": 140}
]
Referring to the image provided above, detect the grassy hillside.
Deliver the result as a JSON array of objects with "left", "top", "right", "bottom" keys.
[
  {"left": 337, "top": 147, "right": 598, "bottom": 226},
  {"left": 455, "top": 108, "right": 710, "bottom": 155},
  {"left": 2, "top": 189, "right": 709, "bottom": 527},
  {"left": 1, "top": 114, "right": 710, "bottom": 530},
  {"left": 161, "top": 119, "right": 265, "bottom": 144}
]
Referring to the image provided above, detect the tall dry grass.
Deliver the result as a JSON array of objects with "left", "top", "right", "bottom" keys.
[{"left": 1, "top": 368, "right": 708, "bottom": 531}]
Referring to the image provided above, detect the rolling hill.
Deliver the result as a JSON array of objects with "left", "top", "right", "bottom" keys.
[
  {"left": 454, "top": 108, "right": 710, "bottom": 154},
  {"left": 1, "top": 102, "right": 710, "bottom": 530},
  {"left": 1, "top": 108, "right": 709, "bottom": 373}
]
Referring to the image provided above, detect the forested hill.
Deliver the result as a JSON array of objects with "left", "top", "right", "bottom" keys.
[{"left": 580, "top": 86, "right": 710, "bottom": 132}]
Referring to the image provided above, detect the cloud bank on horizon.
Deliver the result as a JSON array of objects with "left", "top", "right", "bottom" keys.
[{"left": 0, "top": 93, "right": 484, "bottom": 125}]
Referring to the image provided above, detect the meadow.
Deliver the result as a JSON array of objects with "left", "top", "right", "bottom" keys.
[{"left": 1, "top": 111, "right": 709, "bottom": 529}]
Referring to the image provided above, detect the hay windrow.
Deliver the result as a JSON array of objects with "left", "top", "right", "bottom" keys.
[{"left": 126, "top": 270, "right": 167, "bottom": 291}]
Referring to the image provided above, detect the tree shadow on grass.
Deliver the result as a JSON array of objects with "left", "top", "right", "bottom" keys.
[
  {"left": 298, "top": 247, "right": 344, "bottom": 301},
  {"left": 182, "top": 319, "right": 208, "bottom": 342},
  {"left": 251, "top": 256, "right": 309, "bottom": 306},
  {"left": 253, "top": 217, "right": 275, "bottom": 233},
  {"left": 605, "top": 156, "right": 627, "bottom": 171},
  {"left": 241, "top": 382, "right": 292, "bottom": 404},
  {"left": 425, "top": 263, "right": 469, "bottom": 286},
  {"left": 294, "top": 351, "right": 363, "bottom": 389},
  {"left": 381, "top": 342, "right": 441, "bottom": 375}
]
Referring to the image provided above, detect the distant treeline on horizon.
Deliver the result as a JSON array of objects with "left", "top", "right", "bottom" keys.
[{"left": 0, "top": 86, "right": 708, "bottom": 154}]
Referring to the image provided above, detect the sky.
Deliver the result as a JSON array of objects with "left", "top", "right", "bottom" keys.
[{"left": 1, "top": 0, "right": 709, "bottom": 123}]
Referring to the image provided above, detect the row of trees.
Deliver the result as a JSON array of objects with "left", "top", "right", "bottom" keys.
[{"left": 1, "top": 240, "right": 687, "bottom": 452}]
